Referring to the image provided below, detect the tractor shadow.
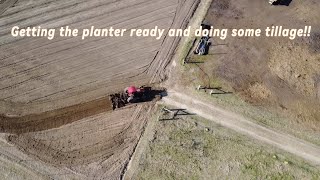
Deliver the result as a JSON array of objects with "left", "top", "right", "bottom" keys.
[{"left": 141, "top": 87, "right": 167, "bottom": 102}]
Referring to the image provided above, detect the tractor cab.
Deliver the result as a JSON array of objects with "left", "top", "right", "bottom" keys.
[{"left": 125, "top": 86, "right": 146, "bottom": 103}]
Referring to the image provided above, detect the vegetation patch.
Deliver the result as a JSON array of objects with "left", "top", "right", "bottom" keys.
[{"left": 134, "top": 112, "right": 320, "bottom": 179}]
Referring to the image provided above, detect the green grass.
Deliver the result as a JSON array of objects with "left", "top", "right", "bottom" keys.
[
  {"left": 178, "top": 57, "right": 320, "bottom": 146},
  {"left": 193, "top": 88, "right": 320, "bottom": 147},
  {"left": 134, "top": 111, "right": 320, "bottom": 180},
  {"left": 180, "top": 38, "right": 196, "bottom": 65}
]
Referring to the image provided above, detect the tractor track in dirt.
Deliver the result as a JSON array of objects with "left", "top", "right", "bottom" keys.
[
  {"left": 0, "top": 96, "right": 113, "bottom": 134},
  {"left": 0, "top": 0, "right": 17, "bottom": 15}
]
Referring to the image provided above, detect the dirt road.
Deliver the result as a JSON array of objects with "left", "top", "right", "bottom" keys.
[{"left": 162, "top": 90, "right": 320, "bottom": 166}]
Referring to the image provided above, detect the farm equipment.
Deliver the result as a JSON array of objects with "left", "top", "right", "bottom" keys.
[
  {"left": 109, "top": 86, "right": 165, "bottom": 110},
  {"left": 194, "top": 36, "right": 211, "bottom": 55},
  {"left": 194, "top": 23, "right": 211, "bottom": 56}
]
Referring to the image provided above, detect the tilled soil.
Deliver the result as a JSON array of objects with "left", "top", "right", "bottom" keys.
[
  {"left": 6, "top": 105, "right": 153, "bottom": 179},
  {"left": 0, "top": 96, "right": 113, "bottom": 134},
  {"left": 0, "top": 0, "right": 199, "bottom": 115},
  {"left": 0, "top": 104, "right": 153, "bottom": 179},
  {"left": 0, "top": 0, "right": 17, "bottom": 14},
  {"left": 0, "top": 0, "right": 200, "bottom": 179}
]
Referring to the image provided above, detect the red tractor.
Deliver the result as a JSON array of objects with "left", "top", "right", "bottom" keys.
[
  {"left": 110, "top": 86, "right": 164, "bottom": 110},
  {"left": 124, "top": 86, "right": 149, "bottom": 103}
]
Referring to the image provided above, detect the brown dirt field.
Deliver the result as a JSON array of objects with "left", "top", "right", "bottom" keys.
[
  {"left": 0, "top": 0, "right": 17, "bottom": 14},
  {"left": 0, "top": 0, "right": 200, "bottom": 179},
  {"left": 201, "top": 0, "right": 320, "bottom": 128},
  {"left": 0, "top": 103, "right": 154, "bottom": 179},
  {"left": 0, "top": 0, "right": 199, "bottom": 115},
  {"left": 0, "top": 96, "right": 113, "bottom": 134},
  {"left": 5, "top": 104, "right": 153, "bottom": 179}
]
